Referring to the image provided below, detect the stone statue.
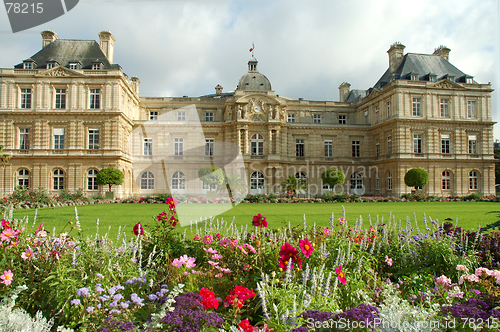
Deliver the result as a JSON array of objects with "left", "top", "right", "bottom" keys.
[{"left": 237, "top": 105, "right": 242, "bottom": 119}]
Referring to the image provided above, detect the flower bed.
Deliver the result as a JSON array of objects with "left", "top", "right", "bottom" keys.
[{"left": 1, "top": 199, "right": 500, "bottom": 331}]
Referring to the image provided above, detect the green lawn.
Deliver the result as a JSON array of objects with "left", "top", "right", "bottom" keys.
[{"left": 6, "top": 201, "right": 500, "bottom": 238}]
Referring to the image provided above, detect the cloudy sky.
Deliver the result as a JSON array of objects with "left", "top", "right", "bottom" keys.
[{"left": 1, "top": 0, "right": 499, "bottom": 138}]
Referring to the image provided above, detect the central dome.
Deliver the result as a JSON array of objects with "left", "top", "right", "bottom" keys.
[{"left": 237, "top": 56, "right": 272, "bottom": 91}]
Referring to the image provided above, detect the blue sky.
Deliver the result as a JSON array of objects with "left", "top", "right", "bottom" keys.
[{"left": 0, "top": 0, "right": 499, "bottom": 138}]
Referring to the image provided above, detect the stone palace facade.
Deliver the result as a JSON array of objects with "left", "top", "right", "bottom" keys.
[{"left": 0, "top": 31, "right": 495, "bottom": 197}]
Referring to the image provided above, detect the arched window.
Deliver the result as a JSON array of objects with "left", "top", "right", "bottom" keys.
[
  {"left": 251, "top": 134, "right": 264, "bottom": 155},
  {"left": 387, "top": 171, "right": 392, "bottom": 190},
  {"left": 18, "top": 169, "right": 29, "bottom": 187},
  {"left": 141, "top": 171, "right": 154, "bottom": 190},
  {"left": 469, "top": 171, "right": 478, "bottom": 190},
  {"left": 442, "top": 171, "right": 451, "bottom": 190},
  {"left": 88, "top": 169, "right": 98, "bottom": 191},
  {"left": 53, "top": 169, "right": 64, "bottom": 190},
  {"left": 350, "top": 172, "right": 363, "bottom": 190},
  {"left": 295, "top": 172, "right": 307, "bottom": 185},
  {"left": 172, "top": 171, "right": 185, "bottom": 190},
  {"left": 250, "top": 171, "right": 265, "bottom": 190}
]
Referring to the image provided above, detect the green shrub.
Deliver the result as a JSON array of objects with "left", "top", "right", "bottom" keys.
[
  {"left": 9, "top": 186, "right": 30, "bottom": 202},
  {"left": 463, "top": 193, "right": 481, "bottom": 201},
  {"left": 404, "top": 168, "right": 429, "bottom": 189}
]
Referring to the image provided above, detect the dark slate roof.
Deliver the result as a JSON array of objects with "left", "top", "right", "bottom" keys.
[
  {"left": 345, "top": 89, "right": 368, "bottom": 103},
  {"left": 199, "top": 92, "right": 235, "bottom": 98},
  {"left": 373, "top": 53, "right": 474, "bottom": 89},
  {"left": 15, "top": 39, "right": 120, "bottom": 70},
  {"left": 237, "top": 72, "right": 272, "bottom": 91}
]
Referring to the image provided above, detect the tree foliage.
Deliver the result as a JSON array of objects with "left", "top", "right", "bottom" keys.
[
  {"left": 321, "top": 168, "right": 345, "bottom": 188},
  {"left": 96, "top": 167, "right": 124, "bottom": 192},
  {"left": 198, "top": 166, "right": 225, "bottom": 190},
  {"left": 404, "top": 168, "right": 429, "bottom": 189}
]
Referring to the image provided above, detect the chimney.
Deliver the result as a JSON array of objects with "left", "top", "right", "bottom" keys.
[
  {"left": 433, "top": 45, "right": 450, "bottom": 61},
  {"left": 215, "top": 84, "right": 223, "bottom": 95},
  {"left": 338, "top": 82, "right": 351, "bottom": 102},
  {"left": 387, "top": 42, "right": 405, "bottom": 75},
  {"left": 41, "top": 30, "right": 58, "bottom": 48},
  {"left": 98, "top": 31, "right": 115, "bottom": 64},
  {"left": 131, "top": 77, "right": 140, "bottom": 94}
]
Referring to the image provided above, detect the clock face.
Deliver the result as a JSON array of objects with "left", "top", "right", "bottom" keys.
[{"left": 254, "top": 106, "right": 261, "bottom": 113}]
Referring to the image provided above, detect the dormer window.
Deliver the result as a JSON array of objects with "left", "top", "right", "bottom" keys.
[
  {"left": 410, "top": 73, "right": 419, "bottom": 81},
  {"left": 92, "top": 63, "right": 102, "bottom": 70},
  {"left": 23, "top": 62, "right": 34, "bottom": 69},
  {"left": 46, "top": 63, "right": 54, "bottom": 69},
  {"left": 69, "top": 63, "right": 79, "bottom": 70},
  {"left": 442, "top": 74, "right": 455, "bottom": 82},
  {"left": 429, "top": 74, "right": 437, "bottom": 82},
  {"left": 46, "top": 60, "right": 58, "bottom": 69},
  {"left": 466, "top": 77, "right": 473, "bottom": 84}
]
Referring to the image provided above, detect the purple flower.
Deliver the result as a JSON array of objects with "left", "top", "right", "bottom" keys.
[
  {"left": 148, "top": 294, "right": 158, "bottom": 301},
  {"left": 86, "top": 306, "right": 94, "bottom": 313},
  {"left": 109, "top": 309, "right": 121, "bottom": 314},
  {"left": 76, "top": 287, "right": 91, "bottom": 297},
  {"left": 108, "top": 287, "right": 117, "bottom": 295},
  {"left": 96, "top": 273, "right": 105, "bottom": 279},
  {"left": 96, "top": 284, "right": 105, "bottom": 293},
  {"left": 109, "top": 301, "right": 118, "bottom": 308},
  {"left": 70, "top": 299, "right": 81, "bottom": 306},
  {"left": 120, "top": 301, "right": 130, "bottom": 309},
  {"left": 113, "top": 294, "right": 124, "bottom": 301},
  {"left": 99, "top": 295, "right": 110, "bottom": 302},
  {"left": 130, "top": 293, "right": 144, "bottom": 306}
]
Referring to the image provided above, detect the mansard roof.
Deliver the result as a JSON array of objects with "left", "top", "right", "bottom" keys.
[
  {"left": 15, "top": 39, "right": 120, "bottom": 70},
  {"left": 373, "top": 53, "right": 473, "bottom": 89}
]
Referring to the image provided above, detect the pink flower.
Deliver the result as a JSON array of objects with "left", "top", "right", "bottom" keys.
[
  {"left": 384, "top": 255, "right": 393, "bottom": 267},
  {"left": 246, "top": 244, "right": 257, "bottom": 254},
  {"left": 204, "top": 248, "right": 218, "bottom": 254},
  {"left": 252, "top": 213, "right": 268, "bottom": 228},
  {"left": 214, "top": 273, "right": 223, "bottom": 278},
  {"left": 1, "top": 219, "right": 10, "bottom": 229},
  {"left": 220, "top": 237, "right": 231, "bottom": 247},
  {"left": 21, "top": 249, "right": 33, "bottom": 260},
  {"left": 208, "top": 260, "right": 219, "bottom": 266},
  {"left": 179, "top": 255, "right": 196, "bottom": 268},
  {"left": 193, "top": 235, "right": 201, "bottom": 241},
  {"left": 436, "top": 275, "right": 452, "bottom": 287},
  {"left": 166, "top": 197, "right": 178, "bottom": 210},
  {"left": 211, "top": 254, "right": 223, "bottom": 260},
  {"left": 456, "top": 265, "right": 469, "bottom": 273},
  {"left": 203, "top": 235, "right": 213, "bottom": 245},
  {"left": 172, "top": 259, "right": 183, "bottom": 267},
  {"left": 299, "top": 238, "right": 314, "bottom": 258},
  {"left": 238, "top": 245, "right": 248, "bottom": 255},
  {"left": 0, "top": 270, "right": 13, "bottom": 286},
  {"left": 323, "top": 227, "right": 331, "bottom": 235},
  {"left": 0, "top": 229, "right": 15, "bottom": 242},
  {"left": 133, "top": 222, "right": 144, "bottom": 237},
  {"left": 336, "top": 265, "right": 347, "bottom": 285},
  {"left": 230, "top": 239, "right": 238, "bottom": 248},
  {"left": 338, "top": 217, "right": 346, "bottom": 225}
]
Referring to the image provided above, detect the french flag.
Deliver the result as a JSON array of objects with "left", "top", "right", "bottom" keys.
[{"left": 249, "top": 43, "right": 254, "bottom": 52}]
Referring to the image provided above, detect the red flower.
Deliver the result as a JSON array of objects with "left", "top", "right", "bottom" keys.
[
  {"left": 252, "top": 213, "right": 268, "bottom": 228},
  {"left": 278, "top": 242, "right": 302, "bottom": 270},
  {"left": 133, "top": 222, "right": 144, "bottom": 236},
  {"left": 299, "top": 238, "right": 314, "bottom": 258},
  {"left": 166, "top": 197, "right": 178, "bottom": 210},
  {"left": 336, "top": 265, "right": 347, "bottom": 285},
  {"left": 169, "top": 216, "right": 178, "bottom": 227},
  {"left": 199, "top": 287, "right": 219, "bottom": 310},
  {"left": 238, "top": 319, "right": 253, "bottom": 332},
  {"left": 225, "top": 285, "right": 255, "bottom": 309}
]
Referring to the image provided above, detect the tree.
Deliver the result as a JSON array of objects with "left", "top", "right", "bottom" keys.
[
  {"left": 494, "top": 147, "right": 500, "bottom": 185},
  {"left": 96, "top": 167, "right": 124, "bottom": 192},
  {"left": 198, "top": 166, "right": 225, "bottom": 191},
  {"left": 0, "top": 145, "right": 11, "bottom": 197},
  {"left": 404, "top": 168, "right": 429, "bottom": 190},
  {"left": 281, "top": 175, "right": 307, "bottom": 197},
  {"left": 321, "top": 168, "right": 345, "bottom": 191},
  {"left": 217, "top": 173, "right": 247, "bottom": 197}
]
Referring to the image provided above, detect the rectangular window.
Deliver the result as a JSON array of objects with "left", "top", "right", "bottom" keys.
[
  {"left": 376, "top": 177, "right": 380, "bottom": 190},
  {"left": 387, "top": 136, "right": 392, "bottom": 154},
  {"left": 387, "top": 101, "right": 391, "bottom": 118},
  {"left": 296, "top": 139, "right": 304, "bottom": 157},
  {"left": 149, "top": 111, "right": 158, "bottom": 120},
  {"left": 338, "top": 115, "right": 346, "bottom": 124},
  {"left": 88, "top": 129, "right": 100, "bottom": 149},
  {"left": 441, "top": 134, "right": 450, "bottom": 154},
  {"left": 46, "top": 63, "right": 54, "bottom": 69},
  {"left": 205, "top": 112, "right": 214, "bottom": 122},
  {"left": 89, "top": 89, "right": 100, "bottom": 109},
  {"left": 143, "top": 138, "right": 152, "bottom": 156},
  {"left": 69, "top": 63, "right": 78, "bottom": 70},
  {"left": 20, "top": 88, "right": 31, "bottom": 109},
  {"left": 388, "top": 173, "right": 393, "bottom": 190},
  {"left": 19, "top": 128, "right": 29, "bottom": 150},
  {"left": 54, "top": 128, "right": 65, "bottom": 150},
  {"left": 55, "top": 89, "right": 66, "bottom": 109},
  {"left": 375, "top": 107, "right": 379, "bottom": 124},
  {"left": 288, "top": 114, "right": 295, "bottom": 123},
  {"left": 205, "top": 138, "right": 214, "bottom": 156},
  {"left": 324, "top": 140, "right": 333, "bottom": 157},
  {"left": 413, "top": 134, "right": 422, "bottom": 153},
  {"left": 313, "top": 114, "right": 321, "bottom": 123},
  {"left": 23, "top": 62, "right": 32, "bottom": 69},
  {"left": 174, "top": 137, "right": 183, "bottom": 156},
  {"left": 177, "top": 111, "right": 186, "bottom": 121},
  {"left": 375, "top": 139, "right": 380, "bottom": 156},
  {"left": 412, "top": 98, "right": 420, "bottom": 116},
  {"left": 352, "top": 140, "right": 360, "bottom": 157},
  {"left": 468, "top": 135, "right": 477, "bottom": 154},
  {"left": 467, "top": 100, "right": 476, "bottom": 118},
  {"left": 440, "top": 99, "right": 449, "bottom": 117},
  {"left": 92, "top": 63, "right": 101, "bottom": 70}
]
